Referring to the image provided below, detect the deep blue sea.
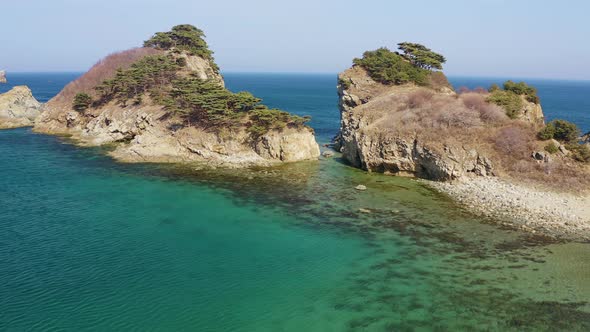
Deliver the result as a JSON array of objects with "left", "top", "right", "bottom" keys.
[{"left": 1, "top": 72, "right": 589, "bottom": 331}]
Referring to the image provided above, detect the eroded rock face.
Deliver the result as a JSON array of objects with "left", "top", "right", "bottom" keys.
[
  {"left": 338, "top": 125, "right": 494, "bottom": 181},
  {"left": 335, "top": 67, "right": 495, "bottom": 181},
  {"left": 34, "top": 53, "right": 319, "bottom": 167},
  {"left": 519, "top": 99, "right": 545, "bottom": 127},
  {"left": 0, "top": 86, "right": 42, "bottom": 129}
]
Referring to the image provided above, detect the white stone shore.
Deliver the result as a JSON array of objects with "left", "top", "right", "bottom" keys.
[{"left": 426, "top": 177, "right": 590, "bottom": 241}]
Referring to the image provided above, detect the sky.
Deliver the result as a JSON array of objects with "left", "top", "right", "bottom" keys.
[{"left": 1, "top": 0, "right": 589, "bottom": 80}]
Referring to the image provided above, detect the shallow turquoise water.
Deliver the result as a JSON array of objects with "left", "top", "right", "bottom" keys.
[
  {"left": 1, "top": 73, "right": 589, "bottom": 330},
  {"left": 1, "top": 128, "right": 589, "bottom": 331}
]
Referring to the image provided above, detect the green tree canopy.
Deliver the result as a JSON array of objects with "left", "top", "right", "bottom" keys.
[
  {"left": 144, "top": 24, "right": 217, "bottom": 71},
  {"left": 397, "top": 42, "right": 446, "bottom": 70},
  {"left": 72, "top": 93, "right": 93, "bottom": 113},
  {"left": 502, "top": 80, "right": 539, "bottom": 103},
  {"left": 353, "top": 47, "right": 430, "bottom": 86},
  {"left": 538, "top": 119, "right": 580, "bottom": 142}
]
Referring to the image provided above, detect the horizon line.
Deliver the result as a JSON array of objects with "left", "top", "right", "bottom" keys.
[{"left": 4, "top": 71, "right": 590, "bottom": 82}]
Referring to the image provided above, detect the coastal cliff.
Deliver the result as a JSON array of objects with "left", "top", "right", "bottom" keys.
[
  {"left": 335, "top": 44, "right": 590, "bottom": 240},
  {"left": 334, "top": 46, "right": 579, "bottom": 182},
  {"left": 0, "top": 86, "right": 42, "bottom": 129},
  {"left": 35, "top": 25, "right": 319, "bottom": 167}
]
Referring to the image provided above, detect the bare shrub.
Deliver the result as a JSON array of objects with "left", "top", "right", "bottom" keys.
[
  {"left": 473, "top": 87, "right": 487, "bottom": 94},
  {"left": 493, "top": 126, "right": 531, "bottom": 157},
  {"left": 479, "top": 104, "right": 507, "bottom": 123},
  {"left": 457, "top": 86, "right": 470, "bottom": 94},
  {"left": 407, "top": 89, "right": 434, "bottom": 108},
  {"left": 461, "top": 93, "right": 487, "bottom": 111},
  {"left": 461, "top": 93, "right": 507, "bottom": 124},
  {"left": 434, "top": 100, "right": 482, "bottom": 128},
  {"left": 51, "top": 47, "right": 162, "bottom": 105}
]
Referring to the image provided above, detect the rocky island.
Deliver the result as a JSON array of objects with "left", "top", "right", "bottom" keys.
[
  {"left": 0, "top": 86, "right": 42, "bottom": 129},
  {"left": 0, "top": 70, "right": 6, "bottom": 83},
  {"left": 335, "top": 44, "right": 590, "bottom": 240},
  {"left": 35, "top": 25, "right": 319, "bottom": 167}
]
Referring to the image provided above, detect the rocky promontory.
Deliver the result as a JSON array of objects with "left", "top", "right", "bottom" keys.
[
  {"left": 35, "top": 25, "right": 319, "bottom": 167},
  {"left": 335, "top": 46, "right": 550, "bottom": 181},
  {"left": 0, "top": 86, "right": 42, "bottom": 129},
  {"left": 335, "top": 44, "right": 590, "bottom": 239}
]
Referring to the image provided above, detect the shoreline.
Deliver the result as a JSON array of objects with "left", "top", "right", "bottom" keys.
[{"left": 426, "top": 177, "right": 590, "bottom": 242}]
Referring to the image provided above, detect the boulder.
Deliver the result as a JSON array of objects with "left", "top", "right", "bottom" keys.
[
  {"left": 322, "top": 150, "right": 335, "bottom": 158},
  {"left": 0, "top": 86, "right": 42, "bottom": 129},
  {"left": 532, "top": 151, "right": 551, "bottom": 163},
  {"left": 558, "top": 144, "right": 570, "bottom": 156}
]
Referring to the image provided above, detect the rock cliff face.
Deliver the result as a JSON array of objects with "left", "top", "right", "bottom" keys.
[
  {"left": 0, "top": 86, "right": 42, "bottom": 129},
  {"left": 35, "top": 36, "right": 319, "bottom": 167},
  {"left": 335, "top": 66, "right": 542, "bottom": 181},
  {"left": 0, "top": 70, "right": 6, "bottom": 84},
  {"left": 519, "top": 99, "right": 544, "bottom": 126}
]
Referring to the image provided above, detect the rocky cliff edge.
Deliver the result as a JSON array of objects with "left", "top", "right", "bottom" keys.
[{"left": 0, "top": 86, "right": 42, "bottom": 129}]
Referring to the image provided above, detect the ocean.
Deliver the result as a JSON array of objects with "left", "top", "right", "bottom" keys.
[{"left": 0, "top": 72, "right": 589, "bottom": 331}]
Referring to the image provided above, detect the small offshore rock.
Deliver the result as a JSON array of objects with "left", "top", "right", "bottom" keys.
[
  {"left": 0, "top": 86, "right": 41, "bottom": 129},
  {"left": 358, "top": 208, "right": 371, "bottom": 213},
  {"left": 355, "top": 185, "right": 367, "bottom": 191},
  {"left": 322, "top": 150, "right": 335, "bottom": 158}
]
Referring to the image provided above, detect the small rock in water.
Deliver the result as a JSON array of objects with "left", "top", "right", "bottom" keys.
[
  {"left": 322, "top": 150, "right": 335, "bottom": 158},
  {"left": 355, "top": 185, "right": 367, "bottom": 191},
  {"left": 358, "top": 208, "right": 371, "bottom": 213}
]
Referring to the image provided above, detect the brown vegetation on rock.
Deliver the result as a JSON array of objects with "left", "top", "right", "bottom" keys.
[{"left": 51, "top": 48, "right": 162, "bottom": 105}]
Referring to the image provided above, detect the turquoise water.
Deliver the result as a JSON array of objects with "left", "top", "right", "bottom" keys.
[{"left": 1, "top": 73, "right": 589, "bottom": 331}]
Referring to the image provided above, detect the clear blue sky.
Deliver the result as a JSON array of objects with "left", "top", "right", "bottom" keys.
[{"left": 1, "top": 0, "right": 589, "bottom": 79}]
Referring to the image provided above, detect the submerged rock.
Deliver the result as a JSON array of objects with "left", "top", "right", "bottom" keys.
[{"left": 0, "top": 86, "right": 42, "bottom": 129}]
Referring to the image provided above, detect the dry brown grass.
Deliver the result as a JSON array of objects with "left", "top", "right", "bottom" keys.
[
  {"left": 50, "top": 47, "right": 162, "bottom": 106},
  {"left": 365, "top": 89, "right": 507, "bottom": 135}
]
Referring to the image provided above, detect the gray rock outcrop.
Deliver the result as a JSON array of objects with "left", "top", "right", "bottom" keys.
[
  {"left": 0, "top": 70, "right": 6, "bottom": 83},
  {"left": 0, "top": 86, "right": 42, "bottom": 129},
  {"left": 335, "top": 67, "right": 498, "bottom": 181}
]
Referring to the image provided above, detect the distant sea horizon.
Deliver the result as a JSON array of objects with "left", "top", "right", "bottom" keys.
[{"left": 5, "top": 70, "right": 590, "bottom": 81}]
